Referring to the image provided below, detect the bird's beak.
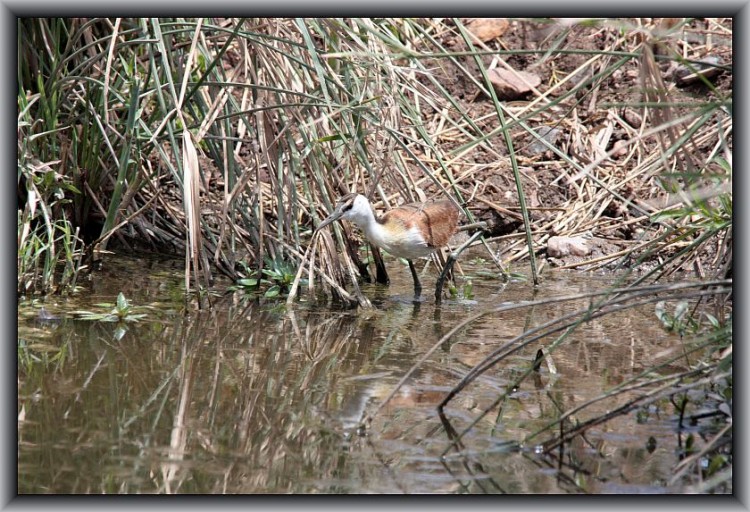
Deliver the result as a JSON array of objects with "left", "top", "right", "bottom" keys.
[{"left": 315, "top": 205, "right": 346, "bottom": 232}]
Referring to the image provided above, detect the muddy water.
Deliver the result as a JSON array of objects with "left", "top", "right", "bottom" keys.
[{"left": 18, "top": 255, "right": 696, "bottom": 494}]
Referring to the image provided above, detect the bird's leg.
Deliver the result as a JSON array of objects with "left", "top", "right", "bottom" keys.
[
  {"left": 408, "top": 260, "right": 422, "bottom": 299},
  {"left": 371, "top": 246, "right": 390, "bottom": 285},
  {"left": 435, "top": 230, "right": 484, "bottom": 304},
  {"left": 434, "top": 255, "right": 455, "bottom": 305}
]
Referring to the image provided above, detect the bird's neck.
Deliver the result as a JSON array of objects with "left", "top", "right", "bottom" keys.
[{"left": 349, "top": 206, "right": 382, "bottom": 241}]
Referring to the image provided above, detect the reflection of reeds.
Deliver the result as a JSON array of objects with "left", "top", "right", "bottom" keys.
[
  {"left": 16, "top": 297, "right": 373, "bottom": 493},
  {"left": 113, "top": 297, "right": 378, "bottom": 493},
  {"left": 416, "top": 279, "right": 731, "bottom": 492}
]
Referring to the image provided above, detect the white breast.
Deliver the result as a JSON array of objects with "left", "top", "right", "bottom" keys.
[{"left": 365, "top": 224, "right": 433, "bottom": 260}]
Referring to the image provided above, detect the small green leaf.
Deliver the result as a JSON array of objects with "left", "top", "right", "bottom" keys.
[
  {"left": 685, "top": 434, "right": 695, "bottom": 454},
  {"left": 114, "top": 325, "right": 128, "bottom": 341},
  {"left": 722, "top": 385, "right": 732, "bottom": 401},
  {"left": 264, "top": 285, "right": 281, "bottom": 298},
  {"left": 317, "top": 134, "right": 344, "bottom": 143},
  {"left": 463, "top": 280, "right": 474, "bottom": 299},
  {"left": 473, "top": 270, "right": 500, "bottom": 279},
  {"left": 655, "top": 301, "right": 672, "bottom": 329},
  {"left": 673, "top": 301, "right": 689, "bottom": 322},
  {"left": 116, "top": 293, "right": 128, "bottom": 310},
  {"left": 705, "top": 313, "right": 719, "bottom": 328},
  {"left": 707, "top": 454, "right": 727, "bottom": 477},
  {"left": 508, "top": 272, "right": 527, "bottom": 281}
]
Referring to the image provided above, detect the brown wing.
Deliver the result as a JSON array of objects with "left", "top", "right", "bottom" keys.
[{"left": 382, "top": 199, "right": 459, "bottom": 248}]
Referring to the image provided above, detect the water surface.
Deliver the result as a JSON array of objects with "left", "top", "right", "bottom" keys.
[{"left": 18, "top": 254, "right": 703, "bottom": 493}]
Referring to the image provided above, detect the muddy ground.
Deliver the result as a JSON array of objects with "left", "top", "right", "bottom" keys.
[
  {"left": 149, "top": 18, "right": 732, "bottom": 281},
  {"left": 409, "top": 18, "right": 732, "bottom": 276}
]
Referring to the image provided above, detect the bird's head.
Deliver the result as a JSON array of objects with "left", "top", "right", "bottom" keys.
[{"left": 316, "top": 193, "right": 373, "bottom": 231}]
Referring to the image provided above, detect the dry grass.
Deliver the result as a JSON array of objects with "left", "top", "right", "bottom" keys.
[{"left": 18, "top": 18, "right": 732, "bottom": 302}]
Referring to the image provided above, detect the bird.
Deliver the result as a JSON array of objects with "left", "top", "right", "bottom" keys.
[{"left": 316, "top": 193, "right": 462, "bottom": 302}]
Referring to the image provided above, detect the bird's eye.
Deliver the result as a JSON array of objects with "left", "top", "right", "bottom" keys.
[{"left": 342, "top": 203, "right": 353, "bottom": 212}]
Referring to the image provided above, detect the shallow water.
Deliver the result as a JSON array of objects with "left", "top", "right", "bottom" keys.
[{"left": 17, "top": 254, "right": 710, "bottom": 494}]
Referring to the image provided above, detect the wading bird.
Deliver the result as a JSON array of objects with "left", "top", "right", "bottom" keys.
[{"left": 317, "top": 193, "right": 476, "bottom": 303}]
